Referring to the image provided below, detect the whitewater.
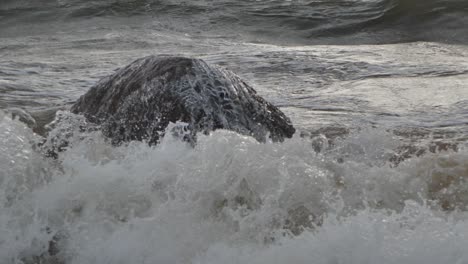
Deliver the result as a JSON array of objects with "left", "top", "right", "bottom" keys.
[
  {"left": 1, "top": 0, "right": 468, "bottom": 263},
  {"left": 2, "top": 110, "right": 468, "bottom": 263}
]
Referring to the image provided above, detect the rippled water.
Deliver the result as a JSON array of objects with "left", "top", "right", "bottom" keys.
[{"left": 1, "top": 0, "right": 468, "bottom": 263}]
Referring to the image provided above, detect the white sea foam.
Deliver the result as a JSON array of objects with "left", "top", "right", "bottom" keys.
[{"left": 1, "top": 112, "right": 468, "bottom": 264}]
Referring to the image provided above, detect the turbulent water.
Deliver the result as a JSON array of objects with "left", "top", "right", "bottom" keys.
[{"left": 1, "top": 0, "right": 468, "bottom": 263}]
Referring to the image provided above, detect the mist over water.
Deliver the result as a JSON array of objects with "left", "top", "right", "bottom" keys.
[{"left": 1, "top": 0, "right": 468, "bottom": 263}]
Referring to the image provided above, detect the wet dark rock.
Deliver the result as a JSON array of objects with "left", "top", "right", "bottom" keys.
[{"left": 71, "top": 56, "right": 295, "bottom": 145}]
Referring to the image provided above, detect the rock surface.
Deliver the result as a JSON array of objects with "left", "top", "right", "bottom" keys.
[{"left": 71, "top": 56, "right": 295, "bottom": 145}]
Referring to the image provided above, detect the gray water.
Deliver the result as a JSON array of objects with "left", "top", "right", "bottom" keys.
[{"left": 1, "top": 0, "right": 468, "bottom": 263}]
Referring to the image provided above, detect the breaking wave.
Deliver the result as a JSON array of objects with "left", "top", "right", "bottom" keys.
[{"left": 1, "top": 111, "right": 468, "bottom": 263}]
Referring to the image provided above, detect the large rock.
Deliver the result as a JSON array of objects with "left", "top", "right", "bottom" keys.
[{"left": 71, "top": 56, "right": 295, "bottom": 145}]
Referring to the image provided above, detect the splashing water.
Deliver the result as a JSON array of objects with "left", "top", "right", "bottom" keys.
[{"left": 1, "top": 111, "right": 468, "bottom": 264}]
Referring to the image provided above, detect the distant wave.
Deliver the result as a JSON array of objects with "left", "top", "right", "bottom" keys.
[{"left": 1, "top": 0, "right": 467, "bottom": 44}]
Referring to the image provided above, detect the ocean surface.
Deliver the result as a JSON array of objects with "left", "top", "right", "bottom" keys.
[{"left": 1, "top": 0, "right": 468, "bottom": 263}]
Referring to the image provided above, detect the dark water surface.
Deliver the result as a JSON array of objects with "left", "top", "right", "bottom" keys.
[{"left": 2, "top": 0, "right": 468, "bottom": 44}]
